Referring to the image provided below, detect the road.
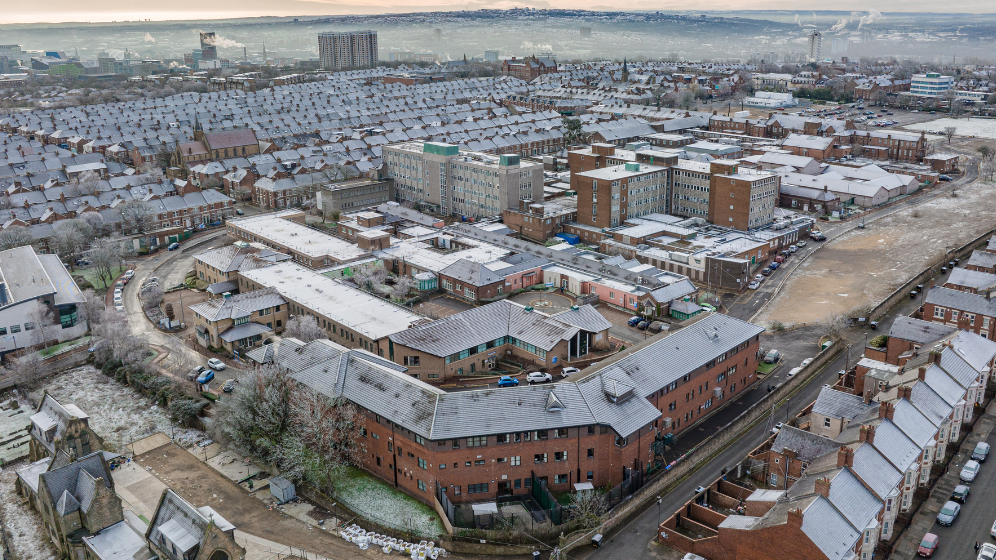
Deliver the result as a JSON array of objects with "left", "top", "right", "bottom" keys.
[
  {"left": 921, "top": 429, "right": 996, "bottom": 560},
  {"left": 119, "top": 230, "right": 243, "bottom": 390}
]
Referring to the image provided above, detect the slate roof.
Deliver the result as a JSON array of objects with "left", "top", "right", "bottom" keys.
[
  {"left": 924, "top": 286, "right": 996, "bottom": 316},
  {"left": 188, "top": 287, "right": 285, "bottom": 322},
  {"left": 811, "top": 387, "right": 876, "bottom": 421},
  {"left": 218, "top": 321, "right": 272, "bottom": 343},
  {"left": 966, "top": 250, "right": 996, "bottom": 271},
  {"left": 29, "top": 393, "right": 86, "bottom": 454},
  {"left": 800, "top": 496, "right": 862, "bottom": 560},
  {"left": 647, "top": 279, "right": 697, "bottom": 303},
  {"left": 204, "top": 129, "right": 258, "bottom": 150},
  {"left": 438, "top": 259, "right": 504, "bottom": 287},
  {"left": 888, "top": 316, "right": 955, "bottom": 344},
  {"left": 771, "top": 426, "right": 842, "bottom": 463},
  {"left": 38, "top": 452, "right": 112, "bottom": 515},
  {"left": 148, "top": 489, "right": 236, "bottom": 557},
  {"left": 945, "top": 268, "right": 996, "bottom": 291},
  {"left": 849, "top": 442, "right": 902, "bottom": 499}
]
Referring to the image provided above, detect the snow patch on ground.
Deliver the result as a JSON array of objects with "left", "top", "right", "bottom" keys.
[
  {"left": 0, "top": 465, "right": 58, "bottom": 560},
  {"left": 905, "top": 117, "right": 996, "bottom": 140},
  {"left": 35, "top": 366, "right": 209, "bottom": 453},
  {"left": 335, "top": 467, "right": 445, "bottom": 537}
]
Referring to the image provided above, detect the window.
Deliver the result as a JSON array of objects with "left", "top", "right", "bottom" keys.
[
  {"left": 468, "top": 483, "right": 488, "bottom": 494},
  {"left": 933, "top": 306, "right": 946, "bottom": 319},
  {"left": 534, "top": 453, "right": 548, "bottom": 463},
  {"left": 418, "top": 458, "right": 427, "bottom": 469},
  {"left": 554, "top": 451, "right": 568, "bottom": 461},
  {"left": 24, "top": 322, "right": 35, "bottom": 331},
  {"left": 414, "top": 435, "right": 425, "bottom": 445},
  {"left": 454, "top": 486, "right": 461, "bottom": 495},
  {"left": 615, "top": 435, "right": 628, "bottom": 447},
  {"left": 555, "top": 474, "right": 568, "bottom": 484},
  {"left": 467, "top": 436, "right": 487, "bottom": 447},
  {"left": 496, "top": 434, "right": 508, "bottom": 444},
  {"left": 535, "top": 430, "right": 549, "bottom": 440},
  {"left": 388, "top": 441, "right": 393, "bottom": 452},
  {"left": 439, "top": 463, "right": 446, "bottom": 469},
  {"left": 511, "top": 456, "right": 521, "bottom": 466},
  {"left": 555, "top": 428, "right": 568, "bottom": 438},
  {"left": 417, "top": 479, "right": 426, "bottom": 491},
  {"left": 404, "top": 356, "right": 420, "bottom": 366},
  {"left": 587, "top": 448, "right": 594, "bottom": 458},
  {"left": 824, "top": 417, "right": 831, "bottom": 428}
]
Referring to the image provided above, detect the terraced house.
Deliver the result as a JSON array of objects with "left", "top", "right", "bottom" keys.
[{"left": 252, "top": 313, "right": 764, "bottom": 505}]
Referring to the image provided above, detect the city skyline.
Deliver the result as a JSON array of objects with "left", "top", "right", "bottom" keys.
[{"left": 2, "top": 2, "right": 995, "bottom": 25}]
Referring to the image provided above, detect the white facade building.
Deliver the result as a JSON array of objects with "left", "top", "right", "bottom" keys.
[{"left": 911, "top": 73, "right": 955, "bottom": 98}]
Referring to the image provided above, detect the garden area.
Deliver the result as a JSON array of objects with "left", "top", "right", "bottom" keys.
[{"left": 334, "top": 467, "right": 445, "bottom": 537}]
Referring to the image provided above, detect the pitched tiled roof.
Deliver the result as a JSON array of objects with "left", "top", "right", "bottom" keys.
[{"left": 888, "top": 316, "right": 955, "bottom": 344}]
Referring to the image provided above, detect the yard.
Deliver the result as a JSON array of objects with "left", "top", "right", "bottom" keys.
[
  {"left": 38, "top": 336, "right": 90, "bottom": 357},
  {"left": 335, "top": 467, "right": 445, "bottom": 537},
  {"left": 0, "top": 466, "right": 58, "bottom": 560},
  {"left": 76, "top": 264, "right": 128, "bottom": 290}
]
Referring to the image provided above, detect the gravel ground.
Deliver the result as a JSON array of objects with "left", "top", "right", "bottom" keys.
[
  {"left": 0, "top": 465, "right": 58, "bottom": 560},
  {"left": 33, "top": 366, "right": 209, "bottom": 453},
  {"left": 758, "top": 175, "right": 995, "bottom": 325}
]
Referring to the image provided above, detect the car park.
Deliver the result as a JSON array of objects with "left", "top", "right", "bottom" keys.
[
  {"left": 196, "top": 370, "right": 215, "bottom": 384},
  {"left": 959, "top": 460, "right": 980, "bottom": 483},
  {"left": 526, "top": 372, "right": 553, "bottom": 384},
  {"left": 561, "top": 367, "right": 580, "bottom": 377},
  {"left": 917, "top": 533, "right": 939, "bottom": 557},
  {"left": 936, "top": 501, "right": 960, "bottom": 526},
  {"left": 972, "top": 442, "right": 990, "bottom": 462},
  {"left": 980, "top": 543, "right": 996, "bottom": 560},
  {"left": 950, "top": 484, "right": 970, "bottom": 503},
  {"left": 748, "top": 281, "right": 760, "bottom": 290},
  {"left": 497, "top": 376, "right": 519, "bottom": 387},
  {"left": 207, "top": 358, "right": 226, "bottom": 371}
]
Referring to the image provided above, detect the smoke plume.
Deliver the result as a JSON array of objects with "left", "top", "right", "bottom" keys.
[
  {"left": 143, "top": 33, "right": 155, "bottom": 43},
  {"left": 203, "top": 35, "right": 244, "bottom": 49},
  {"left": 829, "top": 19, "right": 849, "bottom": 32},
  {"left": 858, "top": 10, "right": 883, "bottom": 29}
]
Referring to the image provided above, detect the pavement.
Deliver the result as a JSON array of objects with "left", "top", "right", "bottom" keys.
[{"left": 888, "top": 399, "right": 996, "bottom": 560}]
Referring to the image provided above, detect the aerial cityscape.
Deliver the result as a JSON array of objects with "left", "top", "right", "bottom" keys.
[{"left": 1, "top": 6, "right": 996, "bottom": 560}]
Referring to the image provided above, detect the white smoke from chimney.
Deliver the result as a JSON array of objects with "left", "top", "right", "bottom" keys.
[
  {"left": 858, "top": 10, "right": 883, "bottom": 29},
  {"left": 143, "top": 33, "right": 156, "bottom": 43}
]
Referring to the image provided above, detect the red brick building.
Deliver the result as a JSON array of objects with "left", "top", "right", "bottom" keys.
[
  {"left": 501, "top": 56, "right": 558, "bottom": 81},
  {"left": 259, "top": 313, "right": 763, "bottom": 506}
]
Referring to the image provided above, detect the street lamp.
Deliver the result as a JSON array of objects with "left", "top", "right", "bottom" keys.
[{"left": 657, "top": 496, "right": 663, "bottom": 526}]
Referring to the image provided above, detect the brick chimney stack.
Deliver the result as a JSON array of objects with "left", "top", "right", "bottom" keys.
[
  {"left": 930, "top": 351, "right": 942, "bottom": 365},
  {"left": 859, "top": 425, "right": 876, "bottom": 444},
  {"left": 899, "top": 386, "right": 913, "bottom": 400},
  {"left": 878, "top": 401, "right": 895, "bottom": 421},
  {"left": 787, "top": 508, "right": 804, "bottom": 529},
  {"left": 918, "top": 366, "right": 927, "bottom": 381},
  {"left": 837, "top": 446, "right": 854, "bottom": 468},
  {"left": 814, "top": 477, "right": 831, "bottom": 499}
]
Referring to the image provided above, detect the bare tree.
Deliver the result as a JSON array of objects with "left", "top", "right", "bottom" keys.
[
  {"left": 0, "top": 225, "right": 33, "bottom": 251},
  {"left": 569, "top": 489, "right": 607, "bottom": 529},
  {"left": 233, "top": 185, "right": 252, "bottom": 203},
  {"left": 162, "top": 336, "right": 195, "bottom": 377},
  {"left": 89, "top": 236, "right": 126, "bottom": 289},
  {"left": 80, "top": 212, "right": 112, "bottom": 238},
  {"left": 388, "top": 274, "right": 416, "bottom": 301},
  {"left": 818, "top": 309, "right": 849, "bottom": 341},
  {"left": 350, "top": 262, "right": 386, "bottom": 292},
  {"left": 284, "top": 314, "right": 324, "bottom": 342},
  {"left": 53, "top": 219, "right": 91, "bottom": 269},
  {"left": 118, "top": 199, "right": 158, "bottom": 234},
  {"left": 943, "top": 126, "right": 957, "bottom": 144},
  {"left": 141, "top": 284, "right": 164, "bottom": 311},
  {"left": 4, "top": 351, "right": 42, "bottom": 386},
  {"left": 72, "top": 170, "right": 102, "bottom": 196},
  {"left": 27, "top": 301, "right": 61, "bottom": 346},
  {"left": 78, "top": 288, "right": 104, "bottom": 327}
]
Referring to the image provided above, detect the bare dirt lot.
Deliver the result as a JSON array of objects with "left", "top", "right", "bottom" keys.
[{"left": 758, "top": 174, "right": 995, "bottom": 325}]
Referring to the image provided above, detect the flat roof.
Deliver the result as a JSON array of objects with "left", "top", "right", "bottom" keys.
[
  {"left": 577, "top": 163, "right": 667, "bottom": 180},
  {"left": 229, "top": 213, "right": 368, "bottom": 262},
  {"left": 375, "top": 237, "right": 510, "bottom": 273},
  {"left": 241, "top": 262, "right": 423, "bottom": 340}
]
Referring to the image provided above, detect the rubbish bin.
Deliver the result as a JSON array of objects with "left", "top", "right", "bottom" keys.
[
  {"left": 533, "top": 551, "right": 541, "bottom": 560},
  {"left": 592, "top": 534, "right": 603, "bottom": 548}
]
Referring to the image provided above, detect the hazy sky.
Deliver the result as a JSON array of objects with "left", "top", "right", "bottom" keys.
[{"left": 1, "top": 0, "right": 990, "bottom": 24}]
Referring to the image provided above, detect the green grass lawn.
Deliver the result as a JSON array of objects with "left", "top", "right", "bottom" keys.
[
  {"left": 757, "top": 361, "right": 779, "bottom": 375},
  {"left": 77, "top": 265, "right": 128, "bottom": 290},
  {"left": 335, "top": 466, "right": 445, "bottom": 537},
  {"left": 38, "top": 336, "right": 91, "bottom": 357}
]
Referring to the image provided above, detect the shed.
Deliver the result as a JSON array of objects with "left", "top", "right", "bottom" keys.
[
  {"left": 669, "top": 299, "right": 703, "bottom": 321},
  {"left": 270, "top": 476, "right": 296, "bottom": 503}
]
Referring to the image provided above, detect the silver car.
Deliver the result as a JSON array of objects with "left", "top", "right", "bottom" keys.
[
  {"left": 960, "top": 460, "right": 981, "bottom": 483},
  {"left": 936, "top": 501, "right": 960, "bottom": 526}
]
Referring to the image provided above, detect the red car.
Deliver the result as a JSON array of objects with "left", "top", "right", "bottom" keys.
[{"left": 917, "top": 533, "right": 938, "bottom": 557}]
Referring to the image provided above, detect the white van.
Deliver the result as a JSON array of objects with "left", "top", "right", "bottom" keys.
[{"left": 788, "top": 367, "right": 803, "bottom": 378}]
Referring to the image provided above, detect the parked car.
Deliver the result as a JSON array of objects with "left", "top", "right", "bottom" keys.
[
  {"left": 774, "top": 255, "right": 786, "bottom": 263},
  {"left": 754, "top": 274, "right": 764, "bottom": 282},
  {"left": 938, "top": 175, "right": 953, "bottom": 181},
  {"left": 196, "top": 370, "right": 215, "bottom": 385},
  {"left": 637, "top": 320, "right": 649, "bottom": 330},
  {"left": 796, "top": 240, "right": 807, "bottom": 247},
  {"left": 168, "top": 242, "right": 180, "bottom": 251},
  {"left": 788, "top": 367, "right": 802, "bottom": 378},
  {"left": 627, "top": 316, "right": 642, "bottom": 327},
  {"left": 526, "top": 371, "right": 553, "bottom": 384},
  {"left": 935, "top": 501, "right": 960, "bottom": 526},
  {"left": 235, "top": 209, "right": 245, "bottom": 216},
  {"left": 124, "top": 270, "right": 135, "bottom": 279},
  {"left": 811, "top": 232, "right": 826, "bottom": 241},
  {"left": 959, "top": 460, "right": 981, "bottom": 483},
  {"left": 769, "top": 262, "right": 780, "bottom": 270},
  {"left": 748, "top": 281, "right": 760, "bottom": 290},
  {"left": 764, "top": 349, "right": 780, "bottom": 364},
  {"left": 114, "top": 303, "right": 124, "bottom": 312},
  {"left": 770, "top": 422, "right": 783, "bottom": 434},
  {"left": 497, "top": 376, "right": 519, "bottom": 388},
  {"left": 88, "top": 340, "right": 108, "bottom": 354},
  {"left": 188, "top": 366, "right": 206, "bottom": 381},
  {"left": 788, "top": 244, "right": 798, "bottom": 253},
  {"left": 917, "top": 533, "right": 939, "bottom": 557},
  {"left": 980, "top": 543, "right": 996, "bottom": 560},
  {"left": 972, "top": 442, "right": 990, "bottom": 462},
  {"left": 951, "top": 484, "right": 970, "bottom": 503},
  {"left": 207, "top": 358, "right": 227, "bottom": 371},
  {"left": 761, "top": 268, "right": 772, "bottom": 276},
  {"left": 76, "top": 258, "right": 91, "bottom": 266},
  {"left": 800, "top": 358, "right": 813, "bottom": 367},
  {"left": 561, "top": 367, "right": 580, "bottom": 377},
  {"left": 991, "top": 518, "right": 996, "bottom": 538},
  {"left": 223, "top": 379, "right": 237, "bottom": 393},
  {"left": 113, "top": 294, "right": 123, "bottom": 304}
]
